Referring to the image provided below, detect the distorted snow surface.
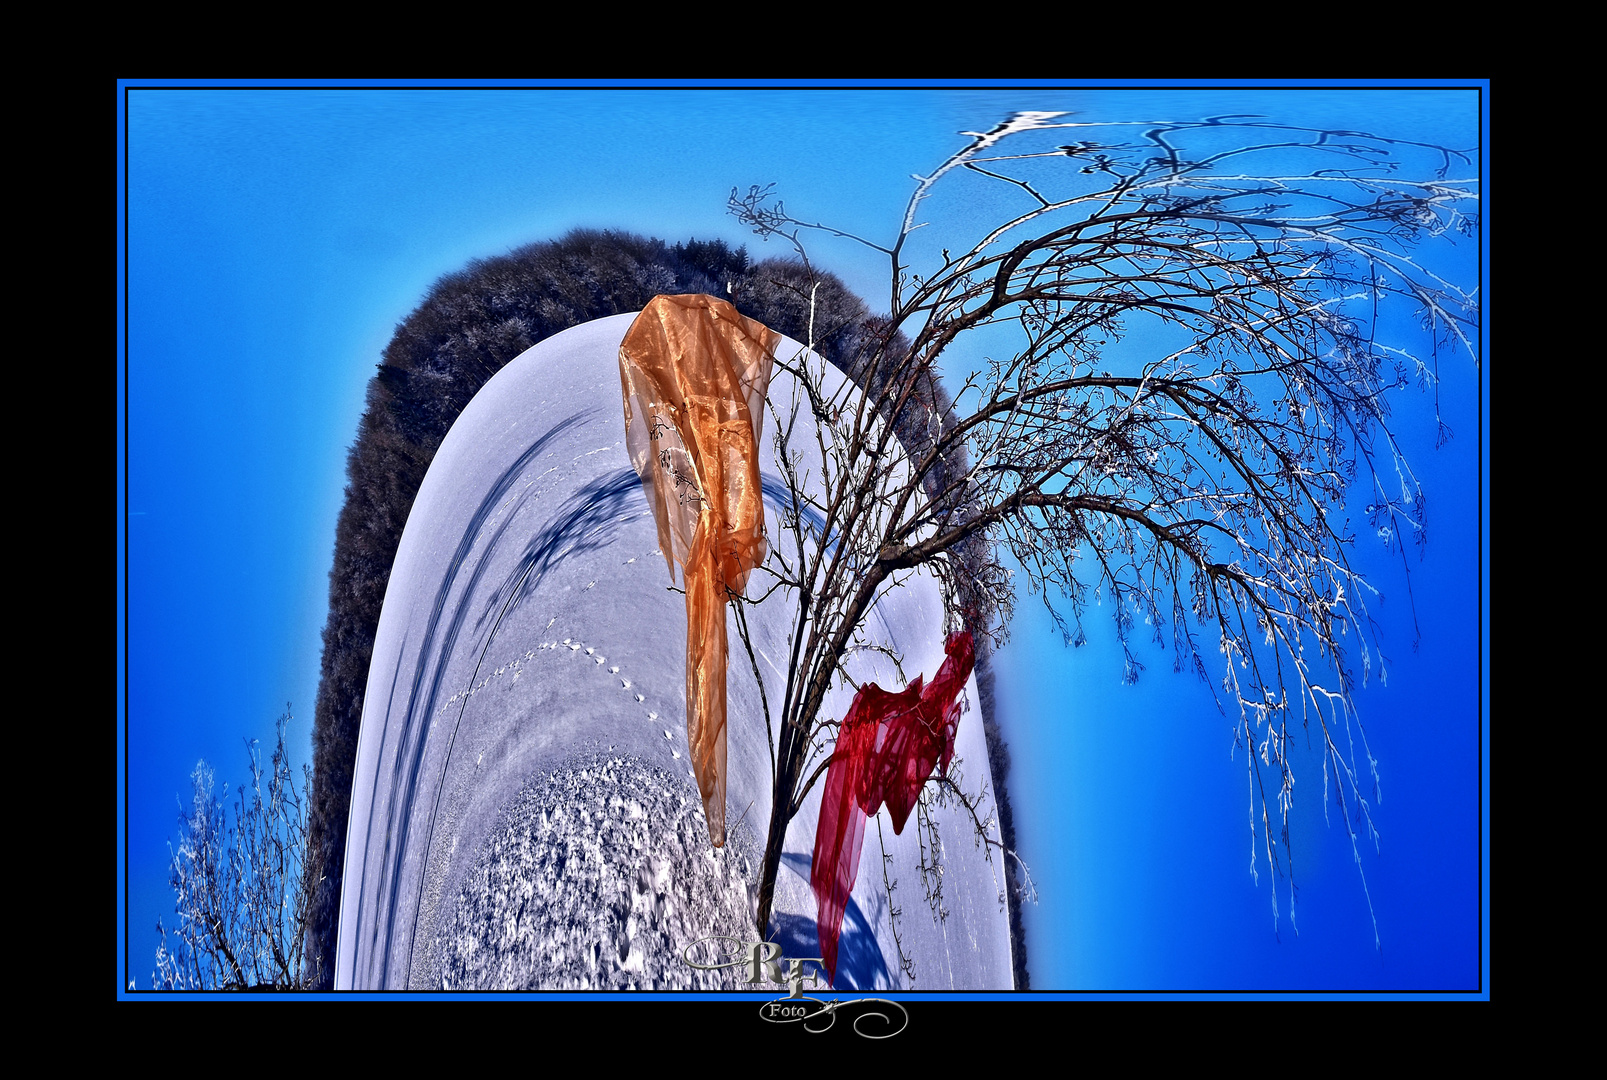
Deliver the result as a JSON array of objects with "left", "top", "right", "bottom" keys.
[
  {"left": 337, "top": 313, "right": 1014, "bottom": 992},
  {"left": 438, "top": 753, "right": 758, "bottom": 990}
]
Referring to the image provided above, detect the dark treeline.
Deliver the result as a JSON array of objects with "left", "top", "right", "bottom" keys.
[{"left": 305, "top": 229, "right": 1023, "bottom": 988}]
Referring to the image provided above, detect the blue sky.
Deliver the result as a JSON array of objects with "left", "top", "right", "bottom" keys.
[{"left": 117, "top": 81, "right": 1486, "bottom": 996}]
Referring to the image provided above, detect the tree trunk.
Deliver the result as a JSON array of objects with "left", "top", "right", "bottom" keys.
[
  {"left": 754, "top": 773, "right": 789, "bottom": 939},
  {"left": 755, "top": 677, "right": 811, "bottom": 939},
  {"left": 754, "top": 570, "right": 887, "bottom": 939}
]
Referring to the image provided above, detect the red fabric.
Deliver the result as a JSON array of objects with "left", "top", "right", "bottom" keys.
[
  {"left": 811, "top": 631, "right": 975, "bottom": 983},
  {"left": 810, "top": 690, "right": 878, "bottom": 985}
]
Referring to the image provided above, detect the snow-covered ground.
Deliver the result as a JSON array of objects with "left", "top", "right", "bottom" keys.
[{"left": 336, "top": 312, "right": 1015, "bottom": 991}]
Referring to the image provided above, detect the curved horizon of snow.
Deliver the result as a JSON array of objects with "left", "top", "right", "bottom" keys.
[{"left": 335, "top": 312, "right": 1014, "bottom": 991}]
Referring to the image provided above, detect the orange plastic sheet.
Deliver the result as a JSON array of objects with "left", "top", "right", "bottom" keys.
[
  {"left": 812, "top": 631, "right": 975, "bottom": 984},
  {"left": 619, "top": 295, "right": 779, "bottom": 848}
]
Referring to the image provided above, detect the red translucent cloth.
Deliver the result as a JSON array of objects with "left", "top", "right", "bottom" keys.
[
  {"left": 811, "top": 631, "right": 975, "bottom": 983},
  {"left": 619, "top": 295, "right": 779, "bottom": 848}
]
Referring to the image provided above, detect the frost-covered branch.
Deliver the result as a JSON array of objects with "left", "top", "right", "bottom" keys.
[{"left": 153, "top": 708, "right": 320, "bottom": 991}]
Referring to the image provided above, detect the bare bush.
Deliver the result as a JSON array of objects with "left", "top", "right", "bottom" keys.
[{"left": 153, "top": 708, "right": 320, "bottom": 990}]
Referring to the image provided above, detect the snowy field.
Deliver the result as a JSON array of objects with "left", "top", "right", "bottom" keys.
[{"left": 336, "top": 313, "right": 1015, "bottom": 992}]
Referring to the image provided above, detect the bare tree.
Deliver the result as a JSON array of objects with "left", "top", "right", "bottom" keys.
[
  {"left": 153, "top": 708, "right": 322, "bottom": 990},
  {"left": 726, "top": 110, "right": 1479, "bottom": 947}
]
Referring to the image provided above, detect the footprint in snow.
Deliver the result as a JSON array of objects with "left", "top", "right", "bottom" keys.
[
  {"left": 609, "top": 666, "right": 619, "bottom": 674},
  {"left": 585, "top": 647, "right": 595, "bottom": 655},
  {"left": 648, "top": 712, "right": 658, "bottom": 721},
  {"left": 635, "top": 694, "right": 645, "bottom": 702},
  {"left": 672, "top": 750, "right": 681, "bottom": 760},
  {"left": 621, "top": 679, "right": 631, "bottom": 689},
  {"left": 663, "top": 730, "right": 674, "bottom": 741}
]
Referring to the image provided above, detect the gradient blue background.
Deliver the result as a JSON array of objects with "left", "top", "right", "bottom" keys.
[{"left": 117, "top": 81, "right": 1486, "bottom": 996}]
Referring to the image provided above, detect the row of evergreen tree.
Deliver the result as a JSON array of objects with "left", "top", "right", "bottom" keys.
[{"left": 305, "top": 229, "right": 1022, "bottom": 987}]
